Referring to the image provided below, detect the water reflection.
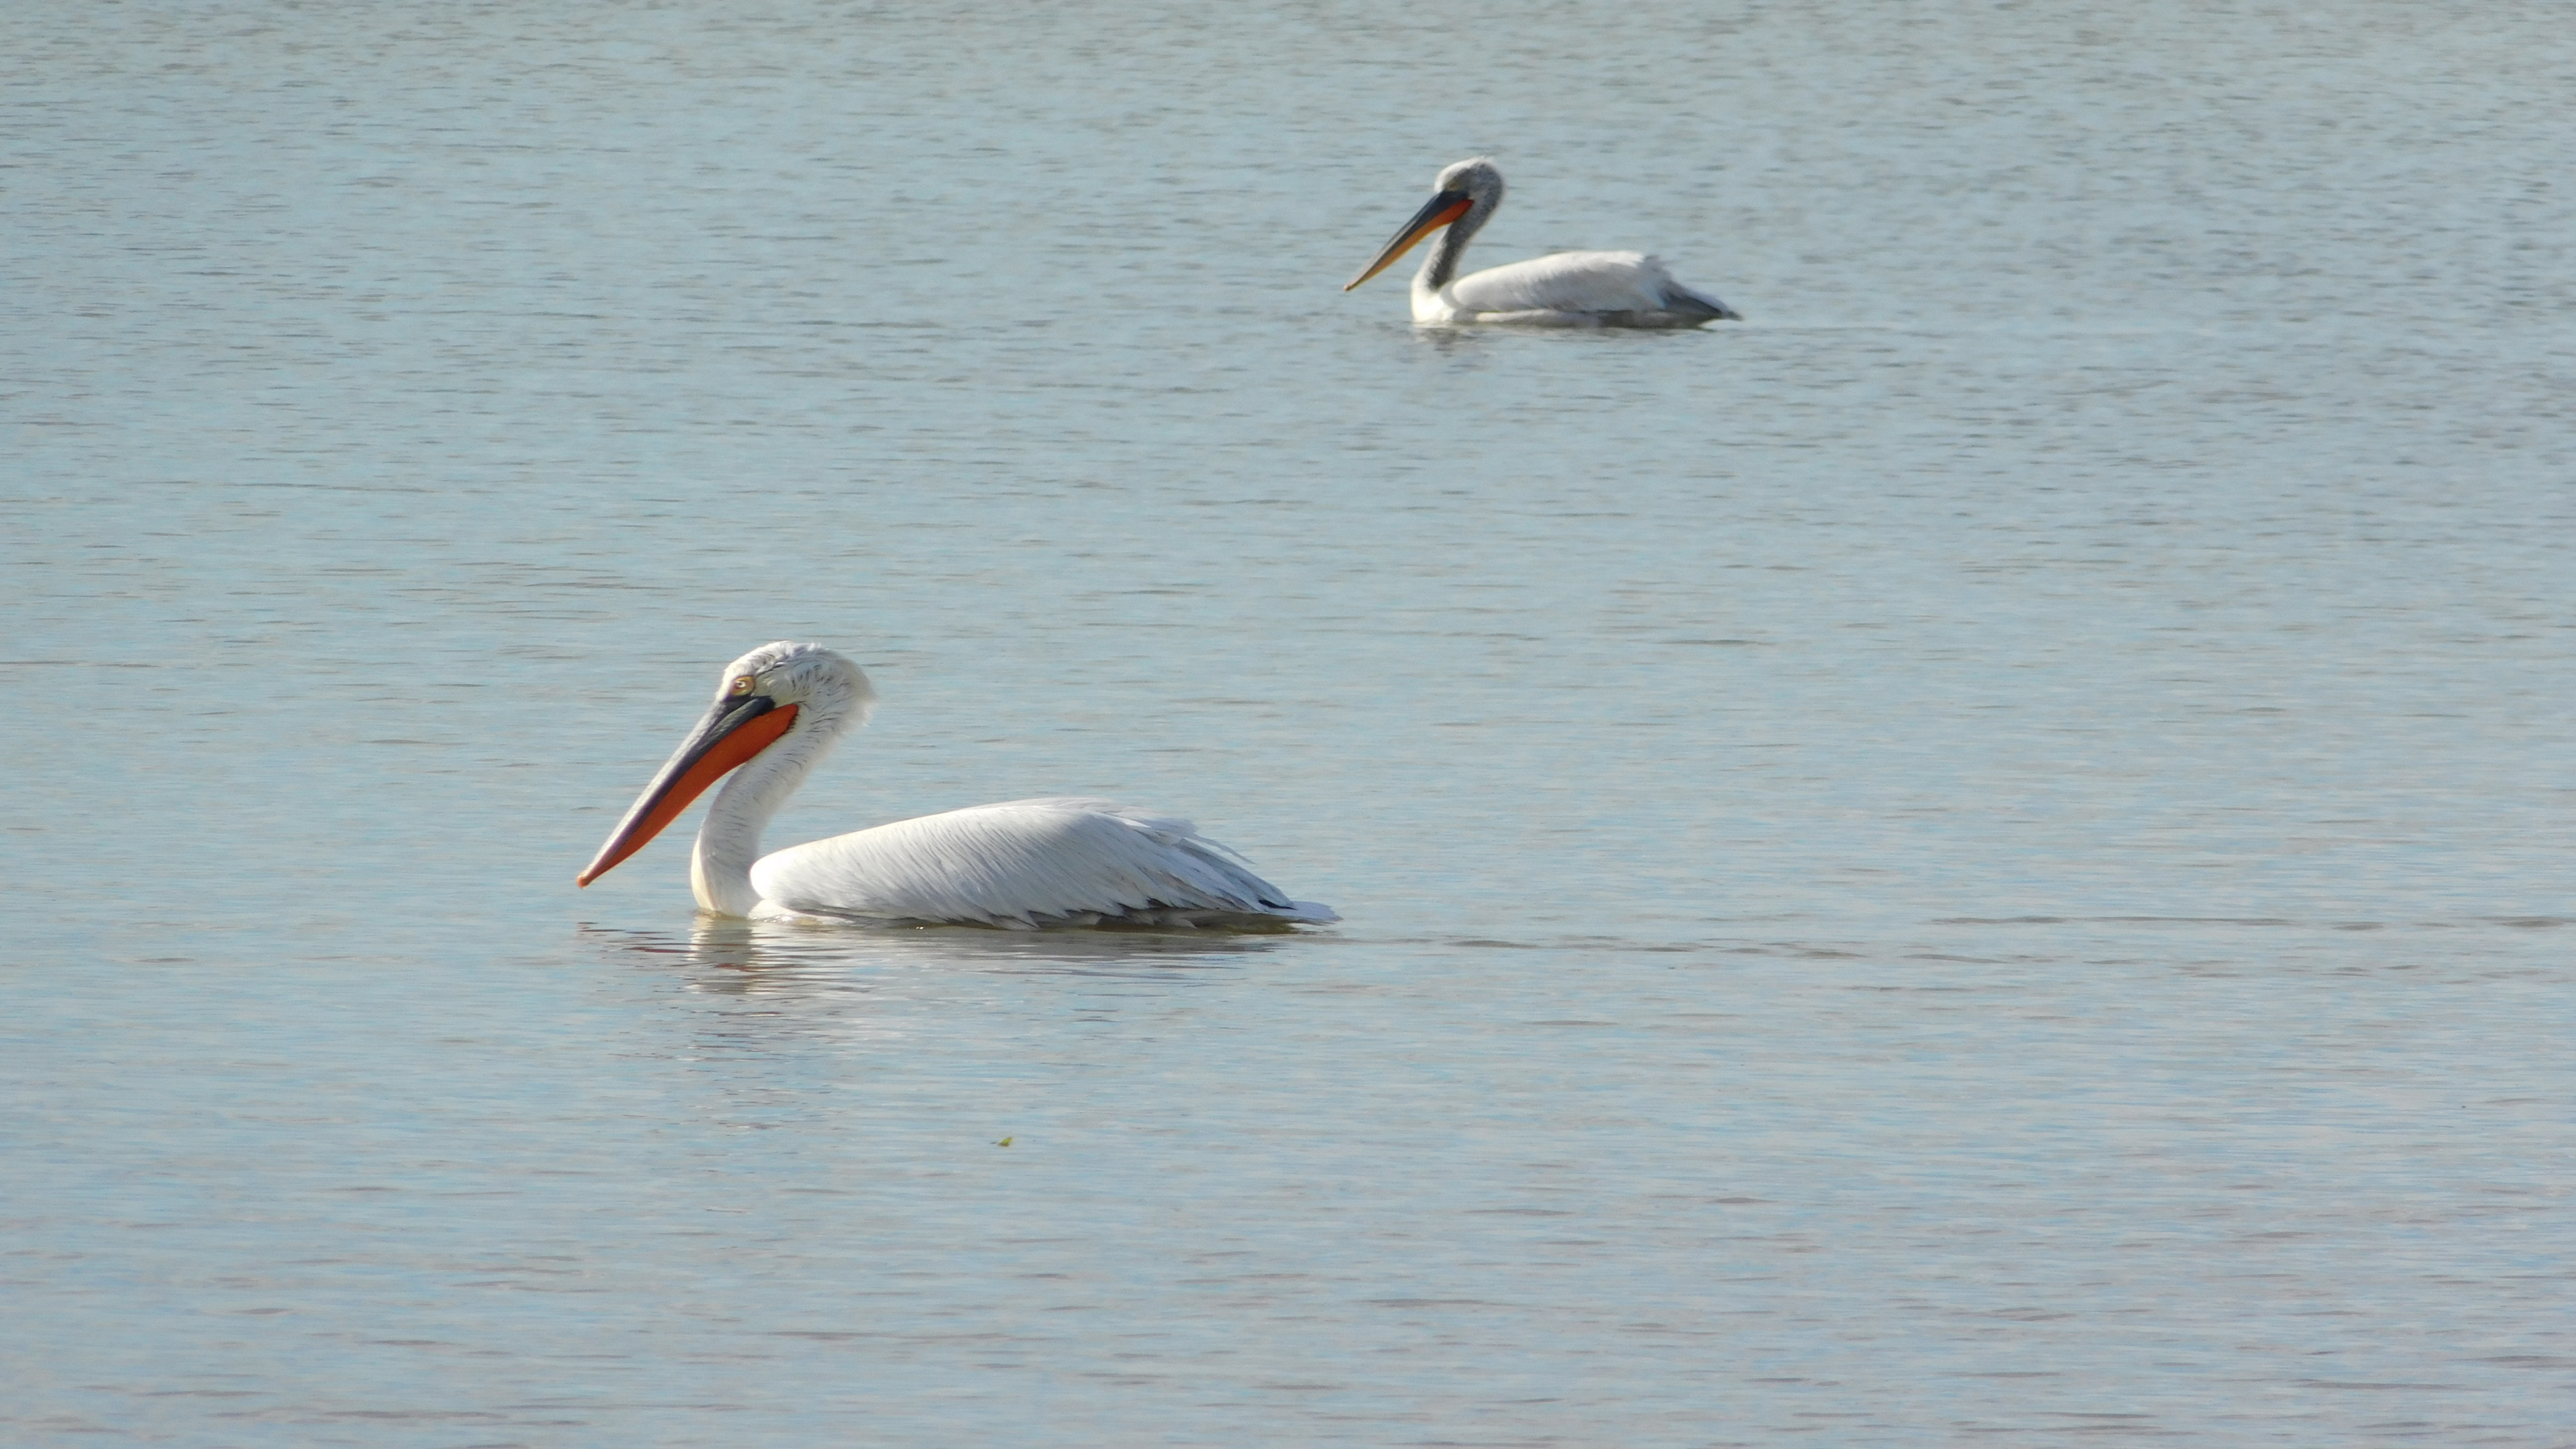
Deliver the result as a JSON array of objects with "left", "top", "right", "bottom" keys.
[
  {"left": 570, "top": 921, "right": 1296, "bottom": 1142},
  {"left": 582, "top": 918, "right": 1292, "bottom": 997}
]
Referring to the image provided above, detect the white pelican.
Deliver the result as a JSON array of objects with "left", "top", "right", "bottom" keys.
[
  {"left": 1345, "top": 157, "right": 1741, "bottom": 328},
  {"left": 577, "top": 643, "right": 1336, "bottom": 930}
]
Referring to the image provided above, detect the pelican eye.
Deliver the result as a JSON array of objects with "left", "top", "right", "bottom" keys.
[{"left": 730, "top": 675, "right": 757, "bottom": 696}]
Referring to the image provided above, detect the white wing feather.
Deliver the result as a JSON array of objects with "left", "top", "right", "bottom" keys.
[
  {"left": 1443, "top": 251, "right": 1684, "bottom": 314},
  {"left": 750, "top": 797, "right": 1336, "bottom": 928},
  {"left": 1436, "top": 251, "right": 1737, "bottom": 323}
]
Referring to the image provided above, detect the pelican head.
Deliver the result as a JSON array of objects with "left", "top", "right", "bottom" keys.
[
  {"left": 576, "top": 642, "right": 875, "bottom": 887},
  {"left": 1345, "top": 156, "right": 1506, "bottom": 292}
]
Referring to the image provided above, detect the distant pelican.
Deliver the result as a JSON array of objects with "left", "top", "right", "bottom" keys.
[
  {"left": 1345, "top": 156, "right": 1741, "bottom": 328},
  {"left": 578, "top": 642, "right": 1337, "bottom": 930}
]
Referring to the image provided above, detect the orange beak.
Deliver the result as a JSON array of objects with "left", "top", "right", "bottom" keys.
[
  {"left": 1345, "top": 190, "right": 1474, "bottom": 291},
  {"left": 577, "top": 695, "right": 800, "bottom": 886}
]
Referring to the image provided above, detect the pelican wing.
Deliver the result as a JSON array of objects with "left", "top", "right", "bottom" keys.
[
  {"left": 751, "top": 797, "right": 1336, "bottom": 928},
  {"left": 1446, "top": 250, "right": 1736, "bottom": 320}
]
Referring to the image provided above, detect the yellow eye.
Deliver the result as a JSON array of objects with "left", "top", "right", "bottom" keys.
[{"left": 730, "top": 675, "right": 756, "bottom": 695}]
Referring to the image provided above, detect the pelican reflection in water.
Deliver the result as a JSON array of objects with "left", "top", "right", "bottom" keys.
[{"left": 1346, "top": 156, "right": 1741, "bottom": 328}]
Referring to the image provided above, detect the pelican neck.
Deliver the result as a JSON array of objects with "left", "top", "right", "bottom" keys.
[
  {"left": 1415, "top": 192, "right": 1497, "bottom": 294},
  {"left": 688, "top": 702, "right": 848, "bottom": 916}
]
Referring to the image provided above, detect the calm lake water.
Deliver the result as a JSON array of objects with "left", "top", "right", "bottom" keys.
[{"left": 7, "top": 1, "right": 2573, "bottom": 1443}]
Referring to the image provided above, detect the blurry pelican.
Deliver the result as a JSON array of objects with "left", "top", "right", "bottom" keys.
[
  {"left": 578, "top": 642, "right": 1337, "bottom": 930},
  {"left": 1345, "top": 157, "right": 1740, "bottom": 328}
]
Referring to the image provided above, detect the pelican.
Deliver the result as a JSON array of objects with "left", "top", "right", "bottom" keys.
[
  {"left": 1345, "top": 157, "right": 1741, "bottom": 327},
  {"left": 577, "top": 642, "right": 1337, "bottom": 930}
]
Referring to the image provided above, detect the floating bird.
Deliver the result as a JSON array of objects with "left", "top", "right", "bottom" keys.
[
  {"left": 1345, "top": 156, "right": 1740, "bottom": 327},
  {"left": 577, "top": 642, "right": 1337, "bottom": 930}
]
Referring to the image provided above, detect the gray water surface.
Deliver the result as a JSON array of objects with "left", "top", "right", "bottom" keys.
[{"left": 6, "top": 1, "right": 2574, "bottom": 1444}]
